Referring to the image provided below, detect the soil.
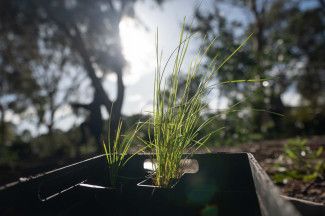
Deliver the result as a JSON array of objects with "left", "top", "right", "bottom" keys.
[{"left": 211, "top": 136, "right": 325, "bottom": 204}]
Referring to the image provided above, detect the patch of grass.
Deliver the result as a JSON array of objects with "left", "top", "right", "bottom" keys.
[
  {"left": 103, "top": 119, "right": 142, "bottom": 186},
  {"left": 139, "top": 20, "right": 255, "bottom": 188}
]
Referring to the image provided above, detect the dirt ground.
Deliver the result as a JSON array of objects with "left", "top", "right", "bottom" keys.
[{"left": 212, "top": 136, "right": 325, "bottom": 204}]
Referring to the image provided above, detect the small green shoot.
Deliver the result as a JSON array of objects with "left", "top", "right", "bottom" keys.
[
  {"left": 103, "top": 119, "right": 142, "bottom": 186},
  {"left": 272, "top": 138, "right": 324, "bottom": 184}
]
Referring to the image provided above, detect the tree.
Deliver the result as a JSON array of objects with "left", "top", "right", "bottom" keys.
[
  {"left": 286, "top": 4, "right": 325, "bottom": 107},
  {"left": 0, "top": 28, "right": 40, "bottom": 146},
  {"left": 35, "top": 0, "right": 130, "bottom": 147},
  {"left": 0, "top": 0, "right": 163, "bottom": 151},
  {"left": 32, "top": 43, "right": 83, "bottom": 150},
  {"left": 190, "top": 0, "right": 325, "bottom": 139}
]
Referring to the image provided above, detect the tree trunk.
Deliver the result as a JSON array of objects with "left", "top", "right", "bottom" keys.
[
  {"left": 250, "top": 0, "right": 264, "bottom": 55},
  {"left": 270, "top": 91, "right": 286, "bottom": 134},
  {"left": 72, "top": 28, "right": 124, "bottom": 148},
  {"left": 48, "top": 91, "right": 55, "bottom": 136},
  {"left": 109, "top": 68, "right": 125, "bottom": 139},
  {"left": 0, "top": 105, "right": 6, "bottom": 146},
  {"left": 42, "top": 4, "right": 125, "bottom": 150},
  {"left": 71, "top": 97, "right": 103, "bottom": 152}
]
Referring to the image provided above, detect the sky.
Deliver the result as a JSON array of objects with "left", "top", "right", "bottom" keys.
[
  {"left": 106, "top": 0, "right": 203, "bottom": 116},
  {"left": 106, "top": 0, "right": 245, "bottom": 116},
  {"left": 115, "top": 0, "right": 307, "bottom": 116}
]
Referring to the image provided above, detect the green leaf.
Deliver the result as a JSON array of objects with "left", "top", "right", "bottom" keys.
[
  {"left": 316, "top": 146, "right": 323, "bottom": 157},
  {"left": 285, "top": 149, "right": 298, "bottom": 160},
  {"left": 303, "top": 173, "right": 318, "bottom": 182}
]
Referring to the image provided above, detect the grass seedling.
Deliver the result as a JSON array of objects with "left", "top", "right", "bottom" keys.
[
  {"left": 103, "top": 119, "right": 143, "bottom": 187},
  {"left": 138, "top": 18, "right": 256, "bottom": 188},
  {"left": 139, "top": 20, "right": 256, "bottom": 188}
]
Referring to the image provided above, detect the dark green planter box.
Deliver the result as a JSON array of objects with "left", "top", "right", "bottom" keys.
[{"left": 0, "top": 153, "right": 300, "bottom": 216}]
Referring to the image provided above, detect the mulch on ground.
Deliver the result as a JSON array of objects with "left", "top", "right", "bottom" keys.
[{"left": 213, "top": 136, "right": 325, "bottom": 204}]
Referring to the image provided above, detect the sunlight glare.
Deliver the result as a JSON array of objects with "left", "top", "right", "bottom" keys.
[{"left": 119, "top": 17, "right": 154, "bottom": 85}]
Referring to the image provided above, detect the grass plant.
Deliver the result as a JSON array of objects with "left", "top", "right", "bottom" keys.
[
  {"left": 103, "top": 119, "right": 142, "bottom": 187},
  {"left": 139, "top": 21, "right": 255, "bottom": 188}
]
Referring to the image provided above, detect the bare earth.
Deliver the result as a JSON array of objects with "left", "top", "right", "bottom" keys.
[{"left": 210, "top": 136, "right": 325, "bottom": 204}]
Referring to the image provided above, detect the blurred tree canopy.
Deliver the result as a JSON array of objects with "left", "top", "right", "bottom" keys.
[
  {"left": 0, "top": 0, "right": 163, "bottom": 155},
  {"left": 190, "top": 0, "right": 325, "bottom": 143},
  {"left": 0, "top": 0, "right": 324, "bottom": 165}
]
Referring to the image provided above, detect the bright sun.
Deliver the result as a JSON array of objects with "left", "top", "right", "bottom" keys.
[{"left": 119, "top": 17, "right": 154, "bottom": 84}]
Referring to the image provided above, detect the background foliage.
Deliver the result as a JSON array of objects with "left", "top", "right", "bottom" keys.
[{"left": 0, "top": 0, "right": 324, "bottom": 174}]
